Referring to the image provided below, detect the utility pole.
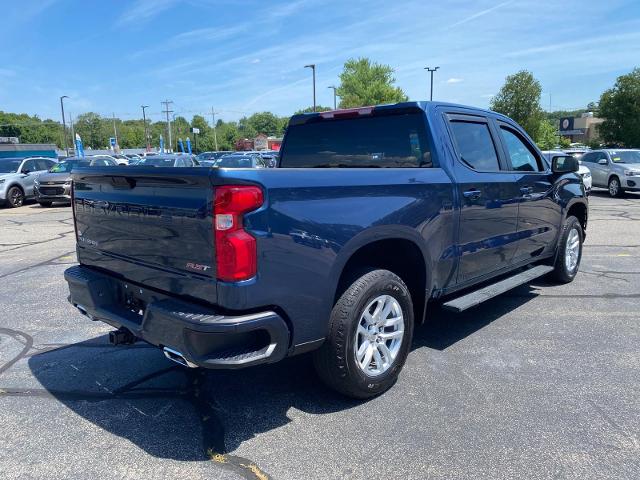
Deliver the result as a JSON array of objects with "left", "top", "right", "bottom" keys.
[
  {"left": 141, "top": 105, "right": 150, "bottom": 151},
  {"left": 304, "top": 64, "right": 316, "bottom": 111},
  {"left": 424, "top": 66, "right": 440, "bottom": 101},
  {"left": 69, "top": 114, "right": 75, "bottom": 152},
  {"left": 161, "top": 100, "right": 174, "bottom": 152},
  {"left": 328, "top": 85, "right": 337, "bottom": 109},
  {"left": 112, "top": 113, "right": 118, "bottom": 150},
  {"left": 211, "top": 107, "right": 218, "bottom": 151},
  {"left": 59, "top": 96, "right": 69, "bottom": 156}
]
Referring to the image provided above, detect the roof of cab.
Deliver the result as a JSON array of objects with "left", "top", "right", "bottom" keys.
[{"left": 288, "top": 101, "right": 505, "bottom": 126}]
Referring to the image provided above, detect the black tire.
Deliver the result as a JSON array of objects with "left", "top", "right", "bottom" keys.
[
  {"left": 313, "top": 269, "right": 414, "bottom": 399},
  {"left": 38, "top": 201, "right": 53, "bottom": 208},
  {"left": 6, "top": 186, "right": 24, "bottom": 208},
  {"left": 550, "top": 215, "right": 583, "bottom": 283},
  {"left": 608, "top": 176, "right": 623, "bottom": 198}
]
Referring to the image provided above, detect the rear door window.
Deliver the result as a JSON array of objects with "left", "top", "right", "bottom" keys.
[
  {"left": 280, "top": 112, "right": 432, "bottom": 168},
  {"left": 448, "top": 120, "right": 500, "bottom": 171}
]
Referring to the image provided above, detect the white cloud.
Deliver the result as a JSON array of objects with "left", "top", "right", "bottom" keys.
[
  {"left": 251, "top": 58, "right": 261, "bottom": 64},
  {"left": 117, "top": 0, "right": 179, "bottom": 26},
  {"left": 445, "top": 0, "right": 514, "bottom": 30},
  {"left": 446, "top": 78, "right": 463, "bottom": 84}
]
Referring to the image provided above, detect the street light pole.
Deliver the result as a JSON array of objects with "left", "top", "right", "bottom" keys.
[
  {"left": 141, "top": 105, "right": 150, "bottom": 151},
  {"left": 59, "top": 96, "right": 69, "bottom": 156},
  {"left": 328, "top": 85, "right": 337, "bottom": 109},
  {"left": 305, "top": 64, "right": 316, "bottom": 112},
  {"left": 424, "top": 66, "right": 440, "bottom": 101}
]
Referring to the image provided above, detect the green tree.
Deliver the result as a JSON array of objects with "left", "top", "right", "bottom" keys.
[
  {"left": 244, "top": 112, "right": 280, "bottom": 136},
  {"left": 490, "top": 70, "right": 544, "bottom": 138},
  {"left": 337, "top": 58, "right": 408, "bottom": 108},
  {"left": 75, "top": 112, "right": 107, "bottom": 149},
  {"left": 293, "top": 106, "right": 332, "bottom": 114},
  {"left": 598, "top": 68, "right": 640, "bottom": 147},
  {"left": 534, "top": 119, "right": 559, "bottom": 150}
]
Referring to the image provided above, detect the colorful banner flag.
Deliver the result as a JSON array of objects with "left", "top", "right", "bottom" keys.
[
  {"left": 178, "top": 138, "right": 184, "bottom": 153},
  {"left": 186, "top": 137, "right": 192, "bottom": 154},
  {"left": 159, "top": 134, "right": 164, "bottom": 153},
  {"left": 75, "top": 133, "right": 85, "bottom": 158}
]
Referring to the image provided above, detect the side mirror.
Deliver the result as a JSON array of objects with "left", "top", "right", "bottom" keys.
[
  {"left": 598, "top": 158, "right": 608, "bottom": 165},
  {"left": 552, "top": 155, "right": 579, "bottom": 173}
]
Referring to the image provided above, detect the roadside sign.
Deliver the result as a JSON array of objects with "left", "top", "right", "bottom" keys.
[
  {"left": 109, "top": 137, "right": 116, "bottom": 147},
  {"left": 190, "top": 127, "right": 200, "bottom": 134}
]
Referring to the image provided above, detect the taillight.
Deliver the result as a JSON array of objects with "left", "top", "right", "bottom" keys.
[{"left": 214, "top": 185, "right": 263, "bottom": 282}]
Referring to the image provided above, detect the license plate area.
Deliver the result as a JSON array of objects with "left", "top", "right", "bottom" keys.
[{"left": 121, "top": 283, "right": 147, "bottom": 321}]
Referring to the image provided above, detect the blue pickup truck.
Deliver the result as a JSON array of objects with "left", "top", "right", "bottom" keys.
[{"left": 64, "top": 101, "right": 587, "bottom": 398}]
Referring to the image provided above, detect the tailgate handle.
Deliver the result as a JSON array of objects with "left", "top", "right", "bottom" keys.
[{"left": 111, "top": 176, "right": 136, "bottom": 188}]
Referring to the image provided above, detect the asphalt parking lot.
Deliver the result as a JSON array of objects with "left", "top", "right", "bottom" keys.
[{"left": 0, "top": 192, "right": 639, "bottom": 480}]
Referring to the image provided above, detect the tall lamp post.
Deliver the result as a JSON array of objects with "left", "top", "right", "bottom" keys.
[
  {"left": 424, "top": 66, "right": 440, "bottom": 101},
  {"left": 59, "top": 96, "right": 69, "bottom": 156},
  {"left": 328, "top": 85, "right": 337, "bottom": 109},
  {"left": 304, "top": 64, "right": 316, "bottom": 112},
  {"left": 141, "top": 105, "right": 150, "bottom": 151}
]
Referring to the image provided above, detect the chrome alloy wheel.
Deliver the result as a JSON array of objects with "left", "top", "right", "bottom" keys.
[
  {"left": 609, "top": 178, "right": 620, "bottom": 197},
  {"left": 565, "top": 227, "right": 580, "bottom": 272},
  {"left": 354, "top": 295, "right": 405, "bottom": 377}
]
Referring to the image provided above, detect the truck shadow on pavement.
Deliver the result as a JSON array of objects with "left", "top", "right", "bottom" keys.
[{"left": 26, "top": 284, "right": 539, "bottom": 468}]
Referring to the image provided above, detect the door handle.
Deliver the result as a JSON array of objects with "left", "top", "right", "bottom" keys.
[
  {"left": 520, "top": 186, "right": 533, "bottom": 195},
  {"left": 463, "top": 189, "right": 482, "bottom": 200}
]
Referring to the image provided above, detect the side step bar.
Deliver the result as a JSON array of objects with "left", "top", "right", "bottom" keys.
[{"left": 442, "top": 265, "right": 554, "bottom": 312}]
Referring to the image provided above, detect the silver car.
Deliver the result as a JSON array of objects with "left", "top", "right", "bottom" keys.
[
  {"left": 0, "top": 157, "right": 57, "bottom": 208},
  {"left": 581, "top": 149, "right": 640, "bottom": 197}
]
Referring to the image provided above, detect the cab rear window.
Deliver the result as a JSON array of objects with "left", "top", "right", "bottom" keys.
[{"left": 280, "top": 113, "right": 432, "bottom": 168}]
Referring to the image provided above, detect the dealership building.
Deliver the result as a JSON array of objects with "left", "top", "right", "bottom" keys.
[{"left": 559, "top": 113, "right": 603, "bottom": 143}]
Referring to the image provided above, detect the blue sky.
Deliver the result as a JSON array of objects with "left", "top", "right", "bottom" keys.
[{"left": 1, "top": 0, "right": 639, "bottom": 124}]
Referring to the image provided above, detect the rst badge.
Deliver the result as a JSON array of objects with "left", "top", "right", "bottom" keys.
[{"left": 186, "top": 262, "right": 211, "bottom": 272}]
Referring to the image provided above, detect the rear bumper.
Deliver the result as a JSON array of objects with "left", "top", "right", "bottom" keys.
[{"left": 64, "top": 265, "right": 290, "bottom": 369}]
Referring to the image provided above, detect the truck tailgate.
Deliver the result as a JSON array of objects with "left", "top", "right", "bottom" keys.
[{"left": 72, "top": 167, "right": 216, "bottom": 302}]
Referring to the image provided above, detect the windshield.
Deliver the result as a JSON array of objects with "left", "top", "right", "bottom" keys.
[
  {"left": 217, "top": 156, "right": 254, "bottom": 168},
  {"left": 610, "top": 151, "right": 640, "bottom": 164},
  {"left": 50, "top": 161, "right": 89, "bottom": 173},
  {"left": 0, "top": 159, "right": 22, "bottom": 173},
  {"left": 138, "top": 157, "right": 177, "bottom": 167}
]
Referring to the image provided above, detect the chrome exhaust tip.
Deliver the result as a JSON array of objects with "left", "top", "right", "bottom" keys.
[{"left": 163, "top": 347, "right": 197, "bottom": 368}]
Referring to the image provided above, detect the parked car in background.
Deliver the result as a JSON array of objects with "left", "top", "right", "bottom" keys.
[
  {"left": 0, "top": 156, "right": 57, "bottom": 207},
  {"left": 88, "top": 154, "right": 125, "bottom": 166},
  {"left": 123, "top": 153, "right": 143, "bottom": 163},
  {"left": 216, "top": 153, "right": 272, "bottom": 168},
  {"left": 543, "top": 150, "right": 591, "bottom": 194},
  {"left": 580, "top": 149, "right": 640, "bottom": 197},
  {"left": 35, "top": 156, "right": 117, "bottom": 206},
  {"left": 135, "top": 154, "right": 199, "bottom": 167},
  {"left": 196, "top": 151, "right": 233, "bottom": 163}
]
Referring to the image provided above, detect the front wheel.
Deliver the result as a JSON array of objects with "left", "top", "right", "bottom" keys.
[
  {"left": 551, "top": 215, "right": 583, "bottom": 283},
  {"left": 608, "top": 176, "right": 623, "bottom": 198},
  {"left": 313, "top": 269, "right": 414, "bottom": 399},
  {"left": 6, "top": 186, "right": 24, "bottom": 208}
]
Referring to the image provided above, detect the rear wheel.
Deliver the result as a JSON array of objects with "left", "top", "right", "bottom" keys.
[
  {"left": 608, "top": 176, "right": 623, "bottom": 198},
  {"left": 313, "top": 269, "right": 414, "bottom": 399},
  {"left": 6, "top": 186, "right": 24, "bottom": 208},
  {"left": 551, "top": 215, "right": 583, "bottom": 283}
]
